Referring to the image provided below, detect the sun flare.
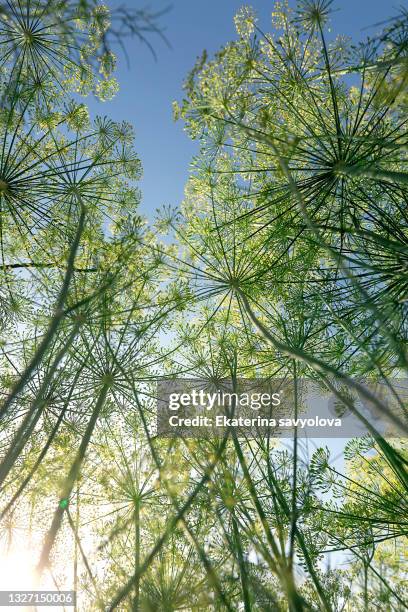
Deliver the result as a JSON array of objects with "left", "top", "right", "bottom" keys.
[
  {"left": 0, "top": 549, "right": 36, "bottom": 590},
  {"left": 0, "top": 549, "right": 55, "bottom": 591}
]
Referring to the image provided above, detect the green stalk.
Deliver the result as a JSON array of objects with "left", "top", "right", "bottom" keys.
[
  {"left": 289, "top": 361, "right": 298, "bottom": 569},
  {"left": 133, "top": 497, "right": 140, "bottom": 611},
  {"left": 36, "top": 381, "right": 110, "bottom": 577},
  {"left": 0, "top": 365, "right": 83, "bottom": 521},
  {"left": 239, "top": 290, "right": 408, "bottom": 472},
  {"left": 0, "top": 200, "right": 86, "bottom": 422},
  {"left": 340, "top": 164, "right": 408, "bottom": 185},
  {"left": 0, "top": 321, "right": 81, "bottom": 488},
  {"left": 231, "top": 511, "right": 252, "bottom": 612}
]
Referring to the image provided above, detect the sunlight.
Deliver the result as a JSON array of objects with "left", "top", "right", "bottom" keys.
[
  {"left": 0, "top": 548, "right": 56, "bottom": 591},
  {"left": 0, "top": 549, "right": 36, "bottom": 590},
  {"left": 0, "top": 547, "right": 76, "bottom": 611}
]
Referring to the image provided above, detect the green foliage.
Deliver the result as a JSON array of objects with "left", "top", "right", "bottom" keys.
[{"left": 0, "top": 1, "right": 407, "bottom": 611}]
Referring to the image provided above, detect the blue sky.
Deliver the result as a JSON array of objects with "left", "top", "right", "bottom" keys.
[{"left": 88, "top": 0, "right": 400, "bottom": 220}]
